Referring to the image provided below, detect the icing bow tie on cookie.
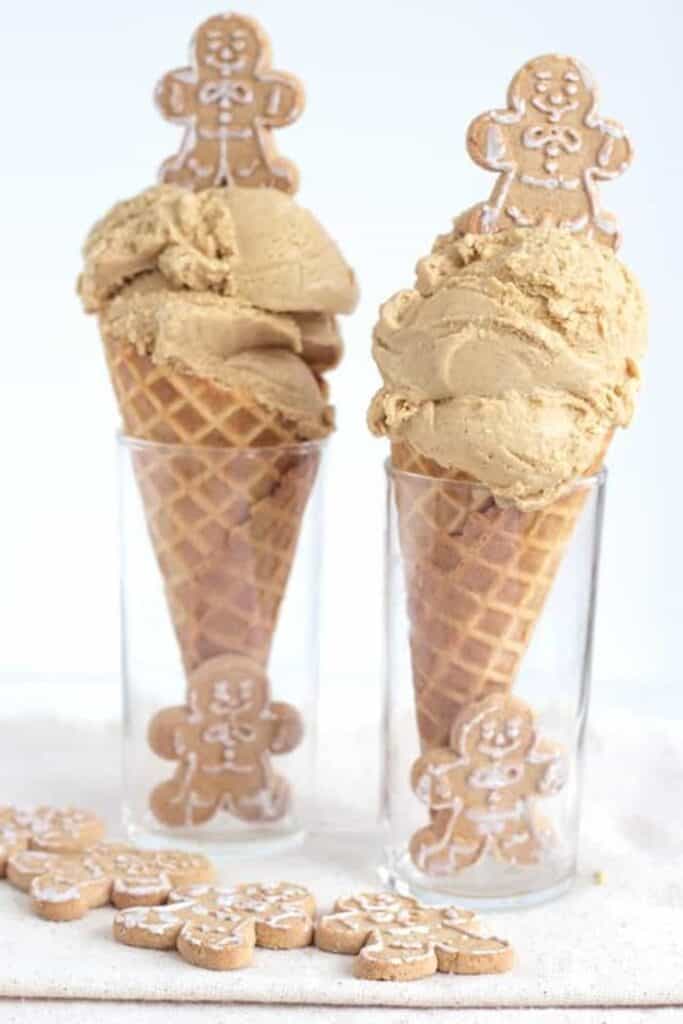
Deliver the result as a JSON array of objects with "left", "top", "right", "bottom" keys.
[
  {"left": 522, "top": 125, "right": 582, "bottom": 153},
  {"left": 197, "top": 80, "right": 255, "bottom": 112}
]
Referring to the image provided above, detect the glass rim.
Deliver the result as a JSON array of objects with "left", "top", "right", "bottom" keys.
[
  {"left": 117, "top": 431, "right": 327, "bottom": 457},
  {"left": 385, "top": 457, "right": 607, "bottom": 493}
]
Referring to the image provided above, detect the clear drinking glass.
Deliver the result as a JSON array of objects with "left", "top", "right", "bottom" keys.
[
  {"left": 118, "top": 435, "right": 325, "bottom": 855},
  {"left": 382, "top": 462, "right": 606, "bottom": 908}
]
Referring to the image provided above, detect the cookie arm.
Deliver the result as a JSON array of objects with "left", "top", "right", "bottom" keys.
[
  {"left": 255, "top": 72, "right": 305, "bottom": 129},
  {"left": 410, "top": 749, "right": 464, "bottom": 810},
  {"left": 114, "top": 903, "right": 191, "bottom": 950},
  {"left": 527, "top": 739, "right": 568, "bottom": 796},
  {"left": 154, "top": 68, "right": 197, "bottom": 123},
  {"left": 466, "top": 110, "right": 517, "bottom": 172},
  {"left": 315, "top": 910, "right": 371, "bottom": 955},
  {"left": 111, "top": 870, "right": 172, "bottom": 910},
  {"left": 267, "top": 701, "right": 304, "bottom": 755},
  {"left": 147, "top": 706, "right": 187, "bottom": 759},
  {"left": 0, "top": 830, "right": 28, "bottom": 876},
  {"left": 434, "top": 919, "right": 515, "bottom": 975},
  {"left": 591, "top": 120, "right": 634, "bottom": 180}
]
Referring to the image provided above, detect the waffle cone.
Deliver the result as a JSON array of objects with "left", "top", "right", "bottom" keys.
[
  {"left": 103, "top": 335, "right": 319, "bottom": 674},
  {"left": 391, "top": 440, "right": 607, "bottom": 749}
]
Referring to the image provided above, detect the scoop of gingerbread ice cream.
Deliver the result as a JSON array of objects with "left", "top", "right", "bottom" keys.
[
  {"left": 369, "top": 226, "right": 647, "bottom": 507},
  {"left": 78, "top": 185, "right": 357, "bottom": 436}
]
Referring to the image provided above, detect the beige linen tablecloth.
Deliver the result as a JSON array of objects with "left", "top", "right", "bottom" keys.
[{"left": 0, "top": 681, "right": 681, "bottom": 1018}]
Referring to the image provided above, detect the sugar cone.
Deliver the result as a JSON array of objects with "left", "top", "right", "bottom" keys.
[
  {"left": 391, "top": 441, "right": 605, "bottom": 750},
  {"left": 104, "top": 336, "right": 319, "bottom": 674}
]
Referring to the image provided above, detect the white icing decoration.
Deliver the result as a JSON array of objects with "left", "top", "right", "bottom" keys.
[
  {"left": 117, "top": 906, "right": 183, "bottom": 934},
  {"left": 186, "top": 690, "right": 202, "bottom": 725},
  {"left": 266, "top": 86, "right": 281, "bottom": 116},
  {"left": 181, "top": 919, "right": 244, "bottom": 950},
  {"left": 519, "top": 173, "right": 580, "bottom": 190},
  {"left": 506, "top": 205, "right": 533, "bottom": 226},
  {"left": 113, "top": 877, "right": 167, "bottom": 897},
  {"left": 485, "top": 125, "right": 506, "bottom": 165},
  {"left": 32, "top": 881, "right": 81, "bottom": 903},
  {"left": 261, "top": 910, "right": 306, "bottom": 929},
  {"left": 209, "top": 678, "right": 254, "bottom": 715}
]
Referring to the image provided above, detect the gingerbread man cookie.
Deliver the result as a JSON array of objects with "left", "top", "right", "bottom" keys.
[
  {"left": 410, "top": 695, "right": 566, "bottom": 877},
  {"left": 6, "top": 842, "right": 214, "bottom": 921},
  {"left": 0, "top": 805, "right": 104, "bottom": 875},
  {"left": 114, "top": 881, "right": 315, "bottom": 971},
  {"left": 315, "top": 892, "right": 514, "bottom": 981},
  {"left": 155, "top": 13, "right": 304, "bottom": 193},
  {"left": 148, "top": 654, "right": 303, "bottom": 827},
  {"left": 463, "top": 54, "right": 633, "bottom": 248}
]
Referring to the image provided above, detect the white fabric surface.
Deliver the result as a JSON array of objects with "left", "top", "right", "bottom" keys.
[
  {"left": 0, "top": 1006, "right": 682, "bottom": 1024},
  {"left": 0, "top": 683, "right": 682, "bottom": 1016}
]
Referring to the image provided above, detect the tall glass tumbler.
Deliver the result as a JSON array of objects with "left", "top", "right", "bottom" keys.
[
  {"left": 118, "top": 435, "right": 325, "bottom": 855},
  {"left": 383, "top": 462, "right": 606, "bottom": 908}
]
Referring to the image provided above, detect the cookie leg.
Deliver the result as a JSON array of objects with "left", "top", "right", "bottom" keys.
[
  {"left": 409, "top": 824, "right": 482, "bottom": 876},
  {"left": 150, "top": 776, "right": 221, "bottom": 827},
  {"left": 226, "top": 772, "right": 290, "bottom": 823},
  {"left": 498, "top": 825, "right": 542, "bottom": 865}
]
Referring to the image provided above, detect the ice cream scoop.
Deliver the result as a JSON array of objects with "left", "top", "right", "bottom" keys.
[
  {"left": 369, "top": 226, "right": 647, "bottom": 507},
  {"left": 79, "top": 184, "right": 357, "bottom": 437}
]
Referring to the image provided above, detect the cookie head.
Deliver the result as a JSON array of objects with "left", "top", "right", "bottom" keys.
[
  {"left": 190, "top": 657, "right": 268, "bottom": 719},
  {"left": 513, "top": 55, "right": 595, "bottom": 125},
  {"left": 454, "top": 697, "right": 535, "bottom": 764},
  {"left": 189, "top": 657, "right": 272, "bottom": 768},
  {"left": 193, "top": 15, "right": 263, "bottom": 79}
]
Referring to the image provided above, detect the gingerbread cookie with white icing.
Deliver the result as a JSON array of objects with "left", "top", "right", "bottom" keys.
[
  {"left": 463, "top": 54, "right": 632, "bottom": 248},
  {"left": 315, "top": 892, "right": 514, "bottom": 981},
  {"left": 0, "top": 805, "right": 104, "bottom": 875},
  {"left": 155, "top": 13, "right": 304, "bottom": 192},
  {"left": 410, "top": 694, "right": 566, "bottom": 877},
  {"left": 6, "top": 842, "right": 214, "bottom": 921},
  {"left": 148, "top": 654, "right": 303, "bottom": 827},
  {"left": 114, "top": 881, "right": 315, "bottom": 970}
]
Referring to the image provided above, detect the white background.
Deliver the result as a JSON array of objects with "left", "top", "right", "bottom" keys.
[{"left": 0, "top": 0, "right": 680, "bottom": 712}]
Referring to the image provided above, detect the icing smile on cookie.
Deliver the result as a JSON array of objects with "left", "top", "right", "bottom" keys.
[
  {"left": 474, "top": 715, "right": 526, "bottom": 760},
  {"left": 530, "top": 68, "right": 582, "bottom": 122},
  {"left": 201, "top": 25, "right": 251, "bottom": 76}
]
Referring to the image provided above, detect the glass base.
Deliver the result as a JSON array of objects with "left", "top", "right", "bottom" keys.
[
  {"left": 383, "top": 844, "right": 575, "bottom": 910},
  {"left": 124, "top": 808, "right": 306, "bottom": 860}
]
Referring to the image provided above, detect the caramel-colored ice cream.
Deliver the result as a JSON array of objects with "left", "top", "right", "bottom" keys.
[
  {"left": 369, "top": 227, "right": 647, "bottom": 507},
  {"left": 78, "top": 185, "right": 358, "bottom": 436}
]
